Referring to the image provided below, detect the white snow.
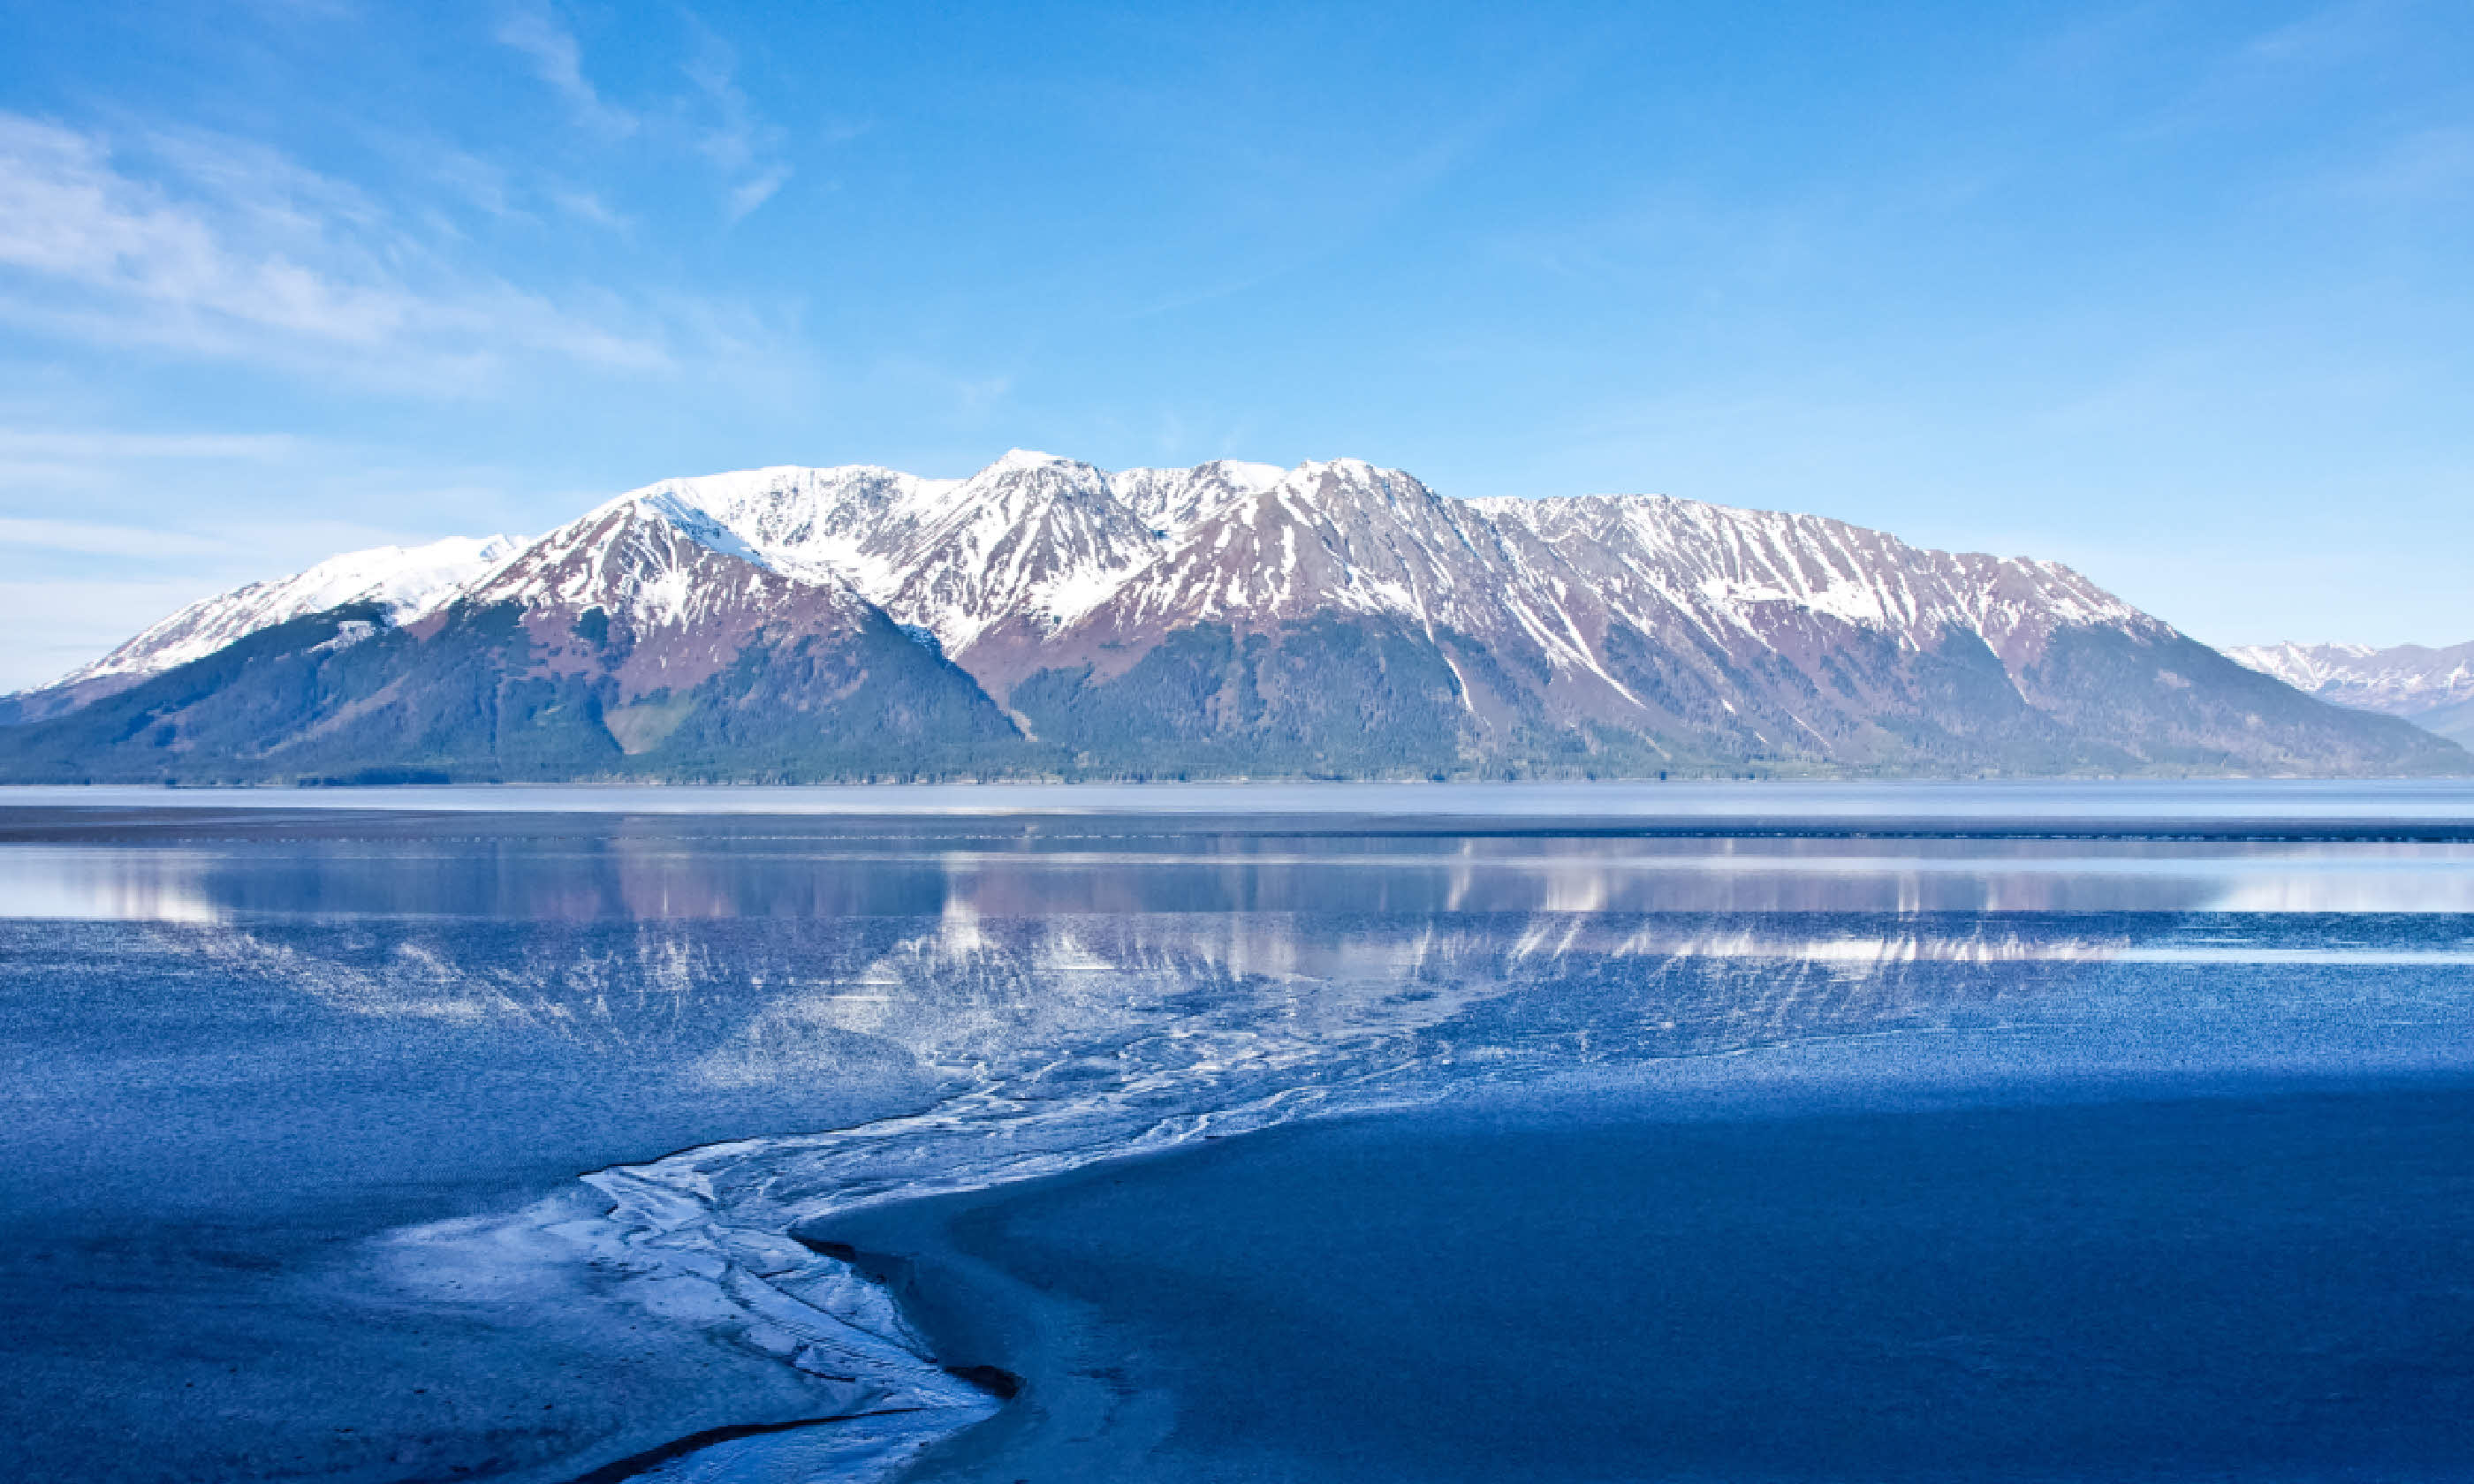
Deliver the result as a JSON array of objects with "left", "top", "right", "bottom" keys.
[
  {"left": 29, "top": 450, "right": 2168, "bottom": 713},
  {"left": 2227, "top": 639, "right": 2474, "bottom": 714},
  {"left": 57, "top": 534, "right": 527, "bottom": 685}
]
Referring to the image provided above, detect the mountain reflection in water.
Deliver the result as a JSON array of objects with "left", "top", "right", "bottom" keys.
[
  {"left": 3, "top": 796, "right": 2473, "bottom": 1483},
  {"left": 14, "top": 809, "right": 2474, "bottom": 925}
]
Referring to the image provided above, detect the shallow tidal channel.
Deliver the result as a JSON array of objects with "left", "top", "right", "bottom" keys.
[{"left": 4, "top": 781, "right": 2473, "bottom": 1482}]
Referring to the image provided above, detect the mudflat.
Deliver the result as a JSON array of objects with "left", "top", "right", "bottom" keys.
[{"left": 821, "top": 1076, "right": 2474, "bottom": 1483}]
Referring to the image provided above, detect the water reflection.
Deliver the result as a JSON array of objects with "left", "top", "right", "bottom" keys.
[
  {"left": 57, "top": 904, "right": 2462, "bottom": 1109},
  {"left": 9, "top": 777, "right": 2474, "bottom": 821},
  {"left": 9, "top": 799, "right": 2474, "bottom": 1483},
  {"left": 13, "top": 831, "right": 2474, "bottom": 921}
]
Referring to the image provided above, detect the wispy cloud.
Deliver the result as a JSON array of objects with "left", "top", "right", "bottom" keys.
[
  {"left": 0, "top": 427, "right": 301, "bottom": 488},
  {"left": 495, "top": 7, "right": 638, "bottom": 139},
  {"left": 428, "top": 148, "right": 520, "bottom": 219},
  {"left": 0, "top": 517, "right": 239, "bottom": 559},
  {"left": 725, "top": 166, "right": 791, "bottom": 221},
  {"left": 0, "top": 428, "right": 542, "bottom": 688},
  {"left": 0, "top": 578, "right": 235, "bottom": 691},
  {"left": 0, "top": 429, "right": 298, "bottom": 460},
  {"left": 0, "top": 112, "right": 675, "bottom": 387},
  {"left": 685, "top": 29, "right": 793, "bottom": 221},
  {"left": 550, "top": 185, "right": 628, "bottom": 231},
  {"left": 492, "top": 9, "right": 796, "bottom": 222}
]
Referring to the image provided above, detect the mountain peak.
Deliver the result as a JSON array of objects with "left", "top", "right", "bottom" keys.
[
  {"left": 1275, "top": 457, "right": 1434, "bottom": 505},
  {"left": 14, "top": 448, "right": 2457, "bottom": 784},
  {"left": 55, "top": 532, "right": 529, "bottom": 689},
  {"left": 989, "top": 447, "right": 1077, "bottom": 473}
]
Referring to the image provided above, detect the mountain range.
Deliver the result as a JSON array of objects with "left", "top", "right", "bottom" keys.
[
  {"left": 2228, "top": 640, "right": 2474, "bottom": 752},
  {"left": 0, "top": 450, "right": 2459, "bottom": 782}
]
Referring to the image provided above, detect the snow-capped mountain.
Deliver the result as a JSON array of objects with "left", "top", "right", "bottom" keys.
[
  {"left": 454, "top": 492, "right": 879, "bottom": 678},
  {"left": 1477, "top": 495, "right": 2145, "bottom": 668},
  {"left": 2227, "top": 640, "right": 2474, "bottom": 749},
  {"left": 2, "top": 451, "right": 2460, "bottom": 781},
  {"left": 608, "top": 452, "right": 1296, "bottom": 657},
  {"left": 28, "top": 453, "right": 2145, "bottom": 705},
  {"left": 61, "top": 534, "right": 527, "bottom": 687},
  {"left": 2228, "top": 640, "right": 2474, "bottom": 711},
  {"left": 0, "top": 532, "right": 528, "bottom": 726}
]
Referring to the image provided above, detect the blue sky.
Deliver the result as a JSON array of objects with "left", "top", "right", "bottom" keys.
[{"left": 0, "top": 0, "right": 2468, "bottom": 689}]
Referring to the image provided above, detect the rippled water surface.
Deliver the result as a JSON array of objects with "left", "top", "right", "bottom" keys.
[{"left": 3, "top": 784, "right": 2472, "bottom": 1482}]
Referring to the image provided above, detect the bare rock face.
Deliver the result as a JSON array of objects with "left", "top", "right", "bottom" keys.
[{"left": 2, "top": 452, "right": 2461, "bottom": 781}]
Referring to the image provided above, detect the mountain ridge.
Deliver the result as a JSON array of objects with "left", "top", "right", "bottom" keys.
[
  {"left": 1, "top": 451, "right": 2460, "bottom": 782},
  {"left": 2229, "top": 640, "right": 2474, "bottom": 751}
]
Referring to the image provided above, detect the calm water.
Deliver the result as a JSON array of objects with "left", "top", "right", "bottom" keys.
[
  {"left": 3, "top": 784, "right": 2473, "bottom": 1482},
  {"left": 831, "top": 1081, "right": 2474, "bottom": 1484}
]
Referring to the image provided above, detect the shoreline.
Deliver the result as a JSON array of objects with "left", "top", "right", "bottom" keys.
[
  {"left": 796, "top": 1139, "right": 1248, "bottom": 1483},
  {"left": 789, "top": 1065, "right": 2474, "bottom": 1483},
  {"left": 11, "top": 794, "right": 2474, "bottom": 1481},
  {"left": 563, "top": 1412, "right": 929, "bottom": 1484}
]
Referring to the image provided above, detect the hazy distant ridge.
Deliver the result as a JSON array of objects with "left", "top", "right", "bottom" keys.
[{"left": 2228, "top": 640, "right": 2474, "bottom": 752}]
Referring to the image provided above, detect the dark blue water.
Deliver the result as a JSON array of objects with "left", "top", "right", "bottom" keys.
[
  {"left": 829, "top": 1080, "right": 2474, "bottom": 1483},
  {"left": 3, "top": 784, "right": 2473, "bottom": 1482}
]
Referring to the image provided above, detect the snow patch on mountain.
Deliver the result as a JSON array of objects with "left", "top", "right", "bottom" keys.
[
  {"left": 1109, "top": 458, "right": 1285, "bottom": 535},
  {"left": 610, "top": 465, "right": 962, "bottom": 598},
  {"left": 462, "top": 494, "right": 872, "bottom": 634},
  {"left": 1479, "top": 495, "right": 2145, "bottom": 665},
  {"left": 58, "top": 534, "right": 527, "bottom": 687},
  {"left": 26, "top": 450, "right": 2166, "bottom": 716},
  {"left": 2228, "top": 640, "right": 2474, "bottom": 716}
]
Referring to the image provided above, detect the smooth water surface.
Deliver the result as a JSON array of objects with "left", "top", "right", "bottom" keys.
[
  {"left": 2, "top": 784, "right": 2471, "bottom": 1482},
  {"left": 831, "top": 1079, "right": 2474, "bottom": 1483}
]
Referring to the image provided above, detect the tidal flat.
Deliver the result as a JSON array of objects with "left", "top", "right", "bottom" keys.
[
  {"left": 4, "top": 781, "right": 2473, "bottom": 1482},
  {"left": 824, "top": 1078, "right": 2474, "bottom": 1482}
]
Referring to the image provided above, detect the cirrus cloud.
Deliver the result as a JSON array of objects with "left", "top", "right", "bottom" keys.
[{"left": 0, "top": 111, "right": 679, "bottom": 389}]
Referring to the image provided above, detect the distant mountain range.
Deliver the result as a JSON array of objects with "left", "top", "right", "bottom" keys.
[
  {"left": 2228, "top": 640, "right": 2474, "bottom": 752},
  {"left": 0, "top": 450, "right": 2458, "bottom": 782}
]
